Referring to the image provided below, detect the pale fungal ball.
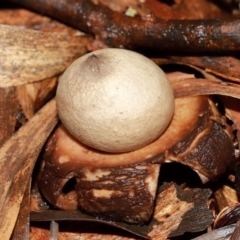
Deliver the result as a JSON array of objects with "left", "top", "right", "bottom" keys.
[{"left": 56, "top": 48, "right": 175, "bottom": 153}]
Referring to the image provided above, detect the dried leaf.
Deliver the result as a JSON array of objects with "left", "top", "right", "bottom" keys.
[
  {"left": 0, "top": 99, "right": 58, "bottom": 240},
  {"left": 0, "top": 24, "right": 92, "bottom": 87}
]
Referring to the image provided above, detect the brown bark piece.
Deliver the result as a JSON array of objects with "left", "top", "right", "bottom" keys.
[
  {"left": 0, "top": 87, "right": 20, "bottom": 146},
  {"left": 148, "top": 183, "right": 213, "bottom": 239},
  {"left": 0, "top": 24, "right": 92, "bottom": 87},
  {"left": 0, "top": 99, "right": 58, "bottom": 240},
  {"left": 8, "top": 0, "right": 240, "bottom": 53},
  {"left": 148, "top": 184, "right": 193, "bottom": 239}
]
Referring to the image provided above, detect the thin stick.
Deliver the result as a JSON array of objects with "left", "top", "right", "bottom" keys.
[{"left": 50, "top": 221, "right": 59, "bottom": 240}]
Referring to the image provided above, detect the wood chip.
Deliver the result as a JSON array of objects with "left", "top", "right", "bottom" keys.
[
  {"left": 214, "top": 185, "right": 239, "bottom": 211},
  {"left": 149, "top": 183, "right": 213, "bottom": 239}
]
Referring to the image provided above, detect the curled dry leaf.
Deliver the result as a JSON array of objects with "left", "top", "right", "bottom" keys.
[
  {"left": 170, "top": 77, "right": 240, "bottom": 100},
  {"left": 214, "top": 203, "right": 240, "bottom": 229},
  {"left": 171, "top": 56, "right": 240, "bottom": 84},
  {"left": 154, "top": 55, "right": 240, "bottom": 85},
  {"left": 0, "top": 24, "right": 92, "bottom": 87},
  {"left": 0, "top": 99, "right": 58, "bottom": 240}
]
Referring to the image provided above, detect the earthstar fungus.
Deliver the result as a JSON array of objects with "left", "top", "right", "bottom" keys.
[{"left": 56, "top": 48, "right": 175, "bottom": 153}]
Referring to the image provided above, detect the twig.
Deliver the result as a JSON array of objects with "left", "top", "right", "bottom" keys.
[
  {"left": 8, "top": 0, "right": 240, "bottom": 53},
  {"left": 50, "top": 221, "right": 59, "bottom": 240}
]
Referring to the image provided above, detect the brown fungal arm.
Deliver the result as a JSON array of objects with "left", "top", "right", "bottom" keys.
[
  {"left": 38, "top": 96, "right": 234, "bottom": 224},
  {"left": 40, "top": 153, "right": 161, "bottom": 223},
  {"left": 8, "top": 0, "right": 240, "bottom": 53},
  {"left": 75, "top": 163, "right": 160, "bottom": 223}
]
